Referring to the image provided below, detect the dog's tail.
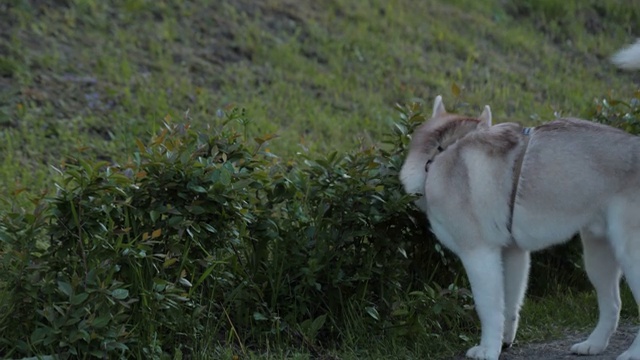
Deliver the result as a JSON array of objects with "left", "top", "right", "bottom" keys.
[{"left": 612, "top": 39, "right": 640, "bottom": 70}]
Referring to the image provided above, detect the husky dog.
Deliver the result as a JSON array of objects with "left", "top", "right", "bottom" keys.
[{"left": 399, "top": 41, "right": 640, "bottom": 360}]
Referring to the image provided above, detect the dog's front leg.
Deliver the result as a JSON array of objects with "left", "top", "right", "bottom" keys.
[{"left": 460, "top": 247, "right": 505, "bottom": 360}]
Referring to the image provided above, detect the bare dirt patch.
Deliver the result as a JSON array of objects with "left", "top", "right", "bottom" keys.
[{"left": 452, "top": 324, "right": 637, "bottom": 359}]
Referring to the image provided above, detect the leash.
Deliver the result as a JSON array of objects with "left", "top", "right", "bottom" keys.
[{"left": 507, "top": 127, "right": 533, "bottom": 234}]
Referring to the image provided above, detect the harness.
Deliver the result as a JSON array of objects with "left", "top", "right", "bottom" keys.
[
  {"left": 424, "top": 145, "right": 444, "bottom": 172},
  {"left": 507, "top": 127, "right": 533, "bottom": 234}
]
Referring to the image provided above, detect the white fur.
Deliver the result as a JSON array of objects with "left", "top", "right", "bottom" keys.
[
  {"left": 502, "top": 245, "right": 529, "bottom": 346},
  {"left": 612, "top": 39, "right": 640, "bottom": 70},
  {"left": 570, "top": 225, "right": 621, "bottom": 355},
  {"left": 433, "top": 95, "right": 445, "bottom": 117},
  {"left": 479, "top": 105, "right": 492, "bottom": 127}
]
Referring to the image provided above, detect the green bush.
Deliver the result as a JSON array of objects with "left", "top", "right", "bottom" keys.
[
  {"left": 0, "top": 105, "right": 472, "bottom": 358},
  {"left": 593, "top": 93, "right": 640, "bottom": 134}
]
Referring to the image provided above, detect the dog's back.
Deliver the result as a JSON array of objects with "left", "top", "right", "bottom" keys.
[{"left": 511, "top": 118, "right": 640, "bottom": 249}]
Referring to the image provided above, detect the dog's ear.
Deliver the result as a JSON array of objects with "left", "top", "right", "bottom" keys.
[
  {"left": 432, "top": 95, "right": 446, "bottom": 118},
  {"left": 478, "top": 105, "right": 492, "bottom": 128}
]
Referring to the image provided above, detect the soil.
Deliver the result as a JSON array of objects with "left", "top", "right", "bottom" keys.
[{"left": 451, "top": 324, "right": 637, "bottom": 359}]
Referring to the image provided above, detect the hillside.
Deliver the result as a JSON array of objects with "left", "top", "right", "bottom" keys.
[
  {"left": 1, "top": 0, "right": 639, "bottom": 196},
  {"left": 1, "top": 1, "right": 640, "bottom": 359}
]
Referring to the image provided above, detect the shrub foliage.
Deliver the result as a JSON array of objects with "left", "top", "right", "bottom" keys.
[
  {"left": 0, "top": 105, "right": 472, "bottom": 358},
  {"left": 593, "top": 93, "right": 640, "bottom": 134}
]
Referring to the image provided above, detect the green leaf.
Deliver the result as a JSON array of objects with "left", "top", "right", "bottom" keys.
[
  {"left": 186, "top": 205, "right": 206, "bottom": 215},
  {"left": 111, "top": 288, "right": 129, "bottom": 300},
  {"left": 105, "top": 340, "right": 129, "bottom": 351},
  {"left": 393, "top": 123, "right": 406, "bottom": 136},
  {"left": 30, "top": 327, "right": 49, "bottom": 344},
  {"left": 365, "top": 306, "right": 379, "bottom": 321},
  {"left": 311, "top": 314, "right": 327, "bottom": 333},
  {"left": 190, "top": 262, "right": 221, "bottom": 295},
  {"left": 201, "top": 223, "right": 217, "bottom": 233},
  {"left": 391, "top": 307, "right": 409, "bottom": 317},
  {"left": 92, "top": 315, "right": 111, "bottom": 329},
  {"left": 0, "top": 228, "right": 11, "bottom": 243},
  {"left": 70, "top": 292, "right": 89, "bottom": 305},
  {"left": 219, "top": 168, "right": 232, "bottom": 186},
  {"left": 70, "top": 329, "right": 90, "bottom": 343},
  {"left": 188, "top": 184, "right": 207, "bottom": 193},
  {"left": 150, "top": 210, "right": 161, "bottom": 222},
  {"left": 64, "top": 316, "right": 82, "bottom": 326},
  {"left": 167, "top": 215, "right": 183, "bottom": 227},
  {"left": 253, "top": 312, "right": 268, "bottom": 321},
  {"left": 433, "top": 303, "right": 443, "bottom": 315},
  {"left": 57, "top": 280, "right": 73, "bottom": 298}
]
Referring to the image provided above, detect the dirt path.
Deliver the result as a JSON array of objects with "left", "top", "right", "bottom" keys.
[{"left": 452, "top": 324, "right": 637, "bottom": 359}]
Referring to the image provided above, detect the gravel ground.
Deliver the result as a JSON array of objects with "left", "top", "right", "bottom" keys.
[{"left": 451, "top": 324, "right": 637, "bottom": 359}]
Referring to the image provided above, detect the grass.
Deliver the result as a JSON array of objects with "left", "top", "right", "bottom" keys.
[
  {"left": 518, "top": 284, "right": 637, "bottom": 344},
  {"left": 2, "top": 0, "right": 639, "bottom": 197},
  {"left": 200, "top": 284, "right": 637, "bottom": 359},
  {"left": 1, "top": 0, "right": 640, "bottom": 358}
]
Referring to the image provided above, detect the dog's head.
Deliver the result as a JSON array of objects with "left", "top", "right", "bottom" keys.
[
  {"left": 411, "top": 95, "right": 492, "bottom": 165},
  {"left": 399, "top": 95, "right": 491, "bottom": 210}
]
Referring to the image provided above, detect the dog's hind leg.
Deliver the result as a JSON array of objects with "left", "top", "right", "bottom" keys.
[
  {"left": 614, "top": 250, "right": 640, "bottom": 360},
  {"left": 604, "top": 198, "right": 640, "bottom": 360},
  {"left": 570, "top": 227, "right": 621, "bottom": 355},
  {"left": 615, "top": 254, "right": 640, "bottom": 360},
  {"left": 459, "top": 247, "right": 504, "bottom": 360},
  {"left": 618, "top": 327, "right": 640, "bottom": 360},
  {"left": 502, "top": 245, "right": 530, "bottom": 347}
]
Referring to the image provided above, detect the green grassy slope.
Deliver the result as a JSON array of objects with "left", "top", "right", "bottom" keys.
[{"left": 1, "top": 0, "right": 639, "bottom": 198}]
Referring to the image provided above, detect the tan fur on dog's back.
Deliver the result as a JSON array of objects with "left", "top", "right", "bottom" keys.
[{"left": 511, "top": 118, "right": 640, "bottom": 250}]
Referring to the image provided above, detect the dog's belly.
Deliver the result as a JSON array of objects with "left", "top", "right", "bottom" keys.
[
  {"left": 509, "top": 166, "right": 610, "bottom": 250},
  {"left": 510, "top": 205, "right": 596, "bottom": 251}
]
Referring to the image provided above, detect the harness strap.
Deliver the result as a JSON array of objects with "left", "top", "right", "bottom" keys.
[
  {"left": 507, "top": 127, "right": 533, "bottom": 234},
  {"left": 424, "top": 146, "right": 444, "bottom": 172}
]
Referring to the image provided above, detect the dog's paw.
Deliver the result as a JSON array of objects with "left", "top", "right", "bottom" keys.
[
  {"left": 502, "top": 318, "right": 518, "bottom": 345},
  {"left": 465, "top": 345, "right": 500, "bottom": 360},
  {"left": 570, "top": 340, "right": 606, "bottom": 355},
  {"left": 617, "top": 350, "right": 640, "bottom": 360}
]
